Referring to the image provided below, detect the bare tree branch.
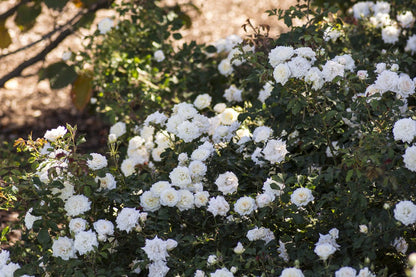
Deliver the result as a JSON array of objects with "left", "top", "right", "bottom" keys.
[
  {"left": 0, "top": 0, "right": 112, "bottom": 88},
  {"left": 0, "top": 10, "right": 85, "bottom": 59}
]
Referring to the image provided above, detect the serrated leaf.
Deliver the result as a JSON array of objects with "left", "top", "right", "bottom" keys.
[{"left": 71, "top": 74, "right": 92, "bottom": 110}]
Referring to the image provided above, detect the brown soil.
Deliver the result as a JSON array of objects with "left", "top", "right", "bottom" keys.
[{"left": 0, "top": 0, "right": 295, "bottom": 147}]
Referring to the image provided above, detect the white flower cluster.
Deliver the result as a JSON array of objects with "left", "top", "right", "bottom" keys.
[
  {"left": 44, "top": 125, "right": 67, "bottom": 142},
  {"left": 109, "top": 121, "right": 126, "bottom": 141},
  {"left": 246, "top": 226, "right": 275, "bottom": 244},
  {"left": 52, "top": 229, "right": 99, "bottom": 260},
  {"left": 142, "top": 236, "right": 177, "bottom": 277},
  {"left": 268, "top": 45, "right": 355, "bottom": 91},
  {"left": 335, "top": 266, "right": 375, "bottom": 277},
  {"left": 352, "top": 1, "right": 415, "bottom": 49},
  {"left": 215, "top": 35, "right": 254, "bottom": 76},
  {"left": 357, "top": 64, "right": 416, "bottom": 102},
  {"left": 314, "top": 228, "right": 340, "bottom": 261}
]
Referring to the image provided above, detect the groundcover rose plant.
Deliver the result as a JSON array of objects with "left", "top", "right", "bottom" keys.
[{"left": 4, "top": 0, "right": 416, "bottom": 276}]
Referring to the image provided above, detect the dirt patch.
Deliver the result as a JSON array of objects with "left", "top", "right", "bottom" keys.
[{"left": 0, "top": 0, "right": 296, "bottom": 146}]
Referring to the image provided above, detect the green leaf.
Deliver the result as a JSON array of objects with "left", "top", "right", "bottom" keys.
[
  {"left": 37, "top": 228, "right": 50, "bottom": 246},
  {"left": 15, "top": 3, "right": 42, "bottom": 32},
  {"left": 173, "top": 33, "right": 183, "bottom": 40},
  {"left": 44, "top": 0, "right": 69, "bottom": 10},
  {"left": 42, "top": 62, "right": 78, "bottom": 89}
]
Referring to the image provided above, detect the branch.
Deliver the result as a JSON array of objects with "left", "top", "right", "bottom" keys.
[
  {"left": 0, "top": 0, "right": 112, "bottom": 88},
  {"left": 0, "top": 10, "right": 85, "bottom": 59}
]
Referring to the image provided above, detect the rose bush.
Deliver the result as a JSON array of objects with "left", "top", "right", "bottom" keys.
[{"left": 3, "top": 0, "right": 416, "bottom": 276}]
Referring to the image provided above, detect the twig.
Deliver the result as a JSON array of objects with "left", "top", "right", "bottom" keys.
[
  {"left": 0, "top": 10, "right": 85, "bottom": 59},
  {"left": 0, "top": 0, "right": 112, "bottom": 88}
]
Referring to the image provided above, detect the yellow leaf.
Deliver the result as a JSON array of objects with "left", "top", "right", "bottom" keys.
[
  {"left": 0, "top": 20, "right": 11, "bottom": 49},
  {"left": 71, "top": 74, "right": 93, "bottom": 111}
]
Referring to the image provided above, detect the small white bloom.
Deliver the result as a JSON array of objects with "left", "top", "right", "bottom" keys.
[
  {"left": 280, "top": 267, "right": 304, "bottom": 277},
  {"left": 44, "top": 126, "right": 67, "bottom": 142},
  {"left": 273, "top": 63, "right": 291, "bottom": 85},
  {"left": 97, "top": 18, "right": 113, "bottom": 34},
  {"left": 233, "top": 242, "right": 245, "bottom": 254},
  {"left": 393, "top": 118, "right": 416, "bottom": 143},
  {"left": 253, "top": 126, "right": 273, "bottom": 143},
  {"left": 314, "top": 243, "right": 336, "bottom": 261},
  {"left": 140, "top": 191, "right": 161, "bottom": 212},
  {"left": 87, "top": 153, "right": 108, "bottom": 170},
  {"left": 213, "top": 103, "right": 227, "bottom": 113},
  {"left": 258, "top": 82, "right": 273, "bottom": 103},
  {"left": 357, "top": 70, "right": 368, "bottom": 80},
  {"left": 262, "top": 139, "right": 288, "bottom": 163},
  {"left": 93, "top": 219, "right": 114, "bottom": 241},
  {"left": 64, "top": 195, "right": 91, "bottom": 217},
  {"left": 403, "top": 146, "right": 416, "bottom": 172},
  {"left": 52, "top": 236, "right": 76, "bottom": 260},
  {"left": 160, "top": 188, "right": 180, "bottom": 207},
  {"left": 268, "top": 46, "right": 294, "bottom": 67},
  {"left": 207, "top": 196, "right": 230, "bottom": 216},
  {"left": 394, "top": 200, "right": 416, "bottom": 225},
  {"left": 291, "top": 188, "right": 314, "bottom": 207},
  {"left": 142, "top": 236, "right": 170, "bottom": 261},
  {"left": 405, "top": 35, "right": 416, "bottom": 54},
  {"left": 234, "top": 196, "right": 257, "bottom": 216},
  {"left": 223, "top": 85, "right": 243, "bottom": 102},
  {"left": 397, "top": 11, "right": 415, "bottom": 28},
  {"left": 393, "top": 237, "right": 408, "bottom": 254},
  {"left": 116, "top": 207, "right": 141, "bottom": 233},
  {"left": 170, "top": 166, "right": 192, "bottom": 189},
  {"left": 287, "top": 56, "right": 311, "bottom": 78},
  {"left": 74, "top": 230, "right": 98, "bottom": 255},
  {"left": 24, "top": 208, "right": 41, "bottom": 229},
  {"left": 218, "top": 59, "right": 233, "bottom": 76},
  {"left": 150, "top": 181, "right": 171, "bottom": 197},
  {"left": 335, "top": 267, "right": 357, "bottom": 277},
  {"left": 207, "top": 254, "right": 218, "bottom": 265},
  {"left": 95, "top": 173, "right": 117, "bottom": 191},
  {"left": 359, "top": 224, "right": 368, "bottom": 234},
  {"left": 382, "top": 25, "right": 401, "bottom": 44},
  {"left": 109, "top": 122, "right": 126, "bottom": 138},
  {"left": 154, "top": 50, "right": 165, "bottom": 62},
  {"left": 69, "top": 218, "right": 87, "bottom": 234},
  {"left": 194, "top": 191, "right": 210, "bottom": 207},
  {"left": 215, "top": 171, "right": 239, "bottom": 195},
  {"left": 121, "top": 158, "right": 137, "bottom": 177},
  {"left": 194, "top": 94, "right": 212, "bottom": 110}
]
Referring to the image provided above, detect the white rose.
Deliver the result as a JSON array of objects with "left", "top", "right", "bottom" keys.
[
  {"left": 194, "top": 94, "right": 212, "bottom": 110},
  {"left": 234, "top": 196, "right": 257, "bottom": 216},
  {"left": 403, "top": 146, "right": 416, "bottom": 172},
  {"left": 314, "top": 243, "right": 336, "bottom": 261},
  {"left": 394, "top": 200, "right": 416, "bottom": 225},
  {"left": 291, "top": 188, "right": 314, "bottom": 207},
  {"left": 109, "top": 122, "right": 126, "bottom": 138},
  {"left": 280, "top": 267, "right": 304, "bottom": 277},
  {"left": 273, "top": 63, "right": 291, "bottom": 85}
]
